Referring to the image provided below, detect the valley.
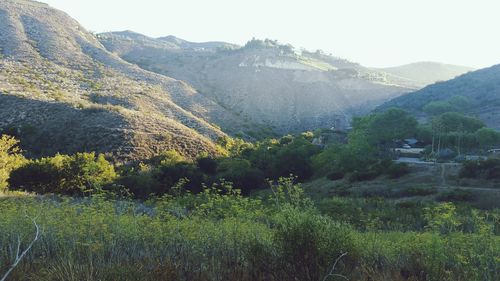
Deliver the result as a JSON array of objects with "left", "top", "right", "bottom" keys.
[{"left": 0, "top": 1, "right": 499, "bottom": 281}]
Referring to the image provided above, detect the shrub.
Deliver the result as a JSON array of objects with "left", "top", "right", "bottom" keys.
[
  {"left": 196, "top": 157, "right": 217, "bottom": 175},
  {"left": 9, "top": 152, "right": 116, "bottom": 195},
  {"left": 436, "top": 189, "right": 475, "bottom": 202},
  {"left": 119, "top": 163, "right": 162, "bottom": 198},
  {"left": 326, "top": 171, "right": 345, "bottom": 181},
  {"left": 273, "top": 207, "right": 357, "bottom": 281},
  {"left": 348, "top": 170, "right": 379, "bottom": 182},
  {"left": 216, "top": 158, "right": 264, "bottom": 194},
  {"left": 151, "top": 150, "right": 185, "bottom": 167},
  {"left": 386, "top": 162, "right": 410, "bottom": 178},
  {"left": 459, "top": 159, "right": 500, "bottom": 180},
  {"left": 155, "top": 162, "right": 205, "bottom": 195}
]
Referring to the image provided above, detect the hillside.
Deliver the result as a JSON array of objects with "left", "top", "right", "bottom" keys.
[
  {"left": 378, "top": 62, "right": 474, "bottom": 88},
  {"left": 0, "top": 0, "right": 256, "bottom": 160},
  {"left": 99, "top": 32, "right": 415, "bottom": 133},
  {"left": 379, "top": 64, "right": 500, "bottom": 129}
]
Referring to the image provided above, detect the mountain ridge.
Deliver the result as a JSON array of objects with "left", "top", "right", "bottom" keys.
[
  {"left": 376, "top": 62, "right": 475, "bottom": 88},
  {"left": 0, "top": 0, "right": 256, "bottom": 160},
  {"left": 99, "top": 32, "right": 423, "bottom": 133},
  {"left": 378, "top": 64, "right": 500, "bottom": 130}
]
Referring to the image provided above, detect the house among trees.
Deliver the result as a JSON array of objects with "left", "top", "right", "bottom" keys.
[
  {"left": 488, "top": 148, "right": 500, "bottom": 155},
  {"left": 403, "top": 138, "right": 426, "bottom": 148},
  {"left": 391, "top": 138, "right": 426, "bottom": 159}
]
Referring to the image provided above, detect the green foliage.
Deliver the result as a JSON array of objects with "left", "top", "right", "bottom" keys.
[
  {"left": 196, "top": 156, "right": 218, "bottom": 175},
  {"left": 437, "top": 189, "right": 475, "bottom": 202},
  {"left": 270, "top": 136, "right": 319, "bottom": 180},
  {"left": 151, "top": 150, "right": 185, "bottom": 167},
  {"left": 1, "top": 173, "right": 499, "bottom": 281},
  {"left": 460, "top": 159, "right": 500, "bottom": 180},
  {"left": 216, "top": 158, "right": 264, "bottom": 194},
  {"left": 366, "top": 108, "right": 418, "bottom": 144},
  {"left": 475, "top": 127, "right": 500, "bottom": 148},
  {"left": 386, "top": 162, "right": 410, "bottom": 179},
  {"left": 423, "top": 100, "right": 455, "bottom": 115},
  {"left": 424, "top": 202, "right": 463, "bottom": 234},
  {"left": 1, "top": 189, "right": 497, "bottom": 281},
  {"left": 423, "top": 95, "right": 472, "bottom": 115},
  {"left": 433, "top": 112, "right": 485, "bottom": 134},
  {"left": 8, "top": 152, "right": 116, "bottom": 195},
  {"left": 273, "top": 207, "right": 356, "bottom": 281},
  {"left": 215, "top": 136, "right": 253, "bottom": 156},
  {"left": 0, "top": 135, "right": 26, "bottom": 190}
]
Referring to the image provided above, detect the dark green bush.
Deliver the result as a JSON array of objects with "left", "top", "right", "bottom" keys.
[
  {"left": 9, "top": 152, "right": 116, "bottom": 195},
  {"left": 437, "top": 189, "right": 475, "bottom": 202},
  {"left": 459, "top": 159, "right": 500, "bottom": 180},
  {"left": 386, "top": 162, "right": 410, "bottom": 178},
  {"left": 216, "top": 158, "right": 265, "bottom": 194},
  {"left": 197, "top": 157, "right": 218, "bottom": 175},
  {"left": 348, "top": 170, "right": 380, "bottom": 182},
  {"left": 326, "top": 171, "right": 345, "bottom": 181}
]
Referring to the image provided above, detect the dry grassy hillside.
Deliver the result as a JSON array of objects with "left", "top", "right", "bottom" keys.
[
  {"left": 99, "top": 33, "right": 414, "bottom": 133},
  {"left": 0, "top": 0, "right": 255, "bottom": 160}
]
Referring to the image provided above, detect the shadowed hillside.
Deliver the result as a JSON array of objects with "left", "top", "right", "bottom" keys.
[
  {"left": 379, "top": 64, "right": 500, "bottom": 129},
  {"left": 0, "top": 0, "right": 258, "bottom": 160}
]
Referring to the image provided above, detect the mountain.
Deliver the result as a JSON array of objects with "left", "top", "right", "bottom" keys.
[
  {"left": 379, "top": 64, "right": 500, "bottom": 130},
  {"left": 0, "top": 0, "right": 254, "bottom": 160},
  {"left": 377, "top": 62, "right": 474, "bottom": 88},
  {"left": 99, "top": 32, "right": 416, "bottom": 133}
]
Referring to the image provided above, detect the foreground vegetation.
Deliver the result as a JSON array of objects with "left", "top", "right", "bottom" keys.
[{"left": 1, "top": 179, "right": 499, "bottom": 281}]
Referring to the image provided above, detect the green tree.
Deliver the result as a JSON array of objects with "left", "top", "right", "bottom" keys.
[
  {"left": 216, "top": 158, "right": 264, "bottom": 193},
  {"left": 423, "top": 101, "right": 454, "bottom": 115},
  {"left": 434, "top": 112, "right": 484, "bottom": 134},
  {"left": 366, "top": 108, "right": 418, "bottom": 144},
  {"left": 0, "top": 135, "right": 26, "bottom": 190},
  {"left": 270, "top": 137, "right": 319, "bottom": 180},
  {"left": 151, "top": 150, "right": 185, "bottom": 167},
  {"left": 475, "top": 127, "right": 500, "bottom": 148}
]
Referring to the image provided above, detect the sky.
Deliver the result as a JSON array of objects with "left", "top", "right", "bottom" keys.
[{"left": 41, "top": 0, "right": 500, "bottom": 68}]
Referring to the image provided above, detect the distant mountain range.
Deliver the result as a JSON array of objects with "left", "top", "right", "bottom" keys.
[
  {"left": 379, "top": 64, "right": 500, "bottom": 130},
  {"left": 0, "top": 0, "right": 482, "bottom": 159},
  {"left": 99, "top": 31, "right": 475, "bottom": 133},
  {"left": 377, "top": 62, "right": 474, "bottom": 88}
]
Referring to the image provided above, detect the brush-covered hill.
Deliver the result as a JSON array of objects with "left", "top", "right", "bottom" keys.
[
  {"left": 377, "top": 62, "right": 474, "bottom": 88},
  {"left": 99, "top": 32, "right": 416, "bottom": 133},
  {"left": 0, "top": 0, "right": 257, "bottom": 160},
  {"left": 379, "top": 64, "right": 500, "bottom": 129}
]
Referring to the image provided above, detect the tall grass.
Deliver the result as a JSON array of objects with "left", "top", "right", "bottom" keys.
[{"left": 0, "top": 185, "right": 498, "bottom": 281}]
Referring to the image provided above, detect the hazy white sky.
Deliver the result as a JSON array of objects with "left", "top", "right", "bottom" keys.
[{"left": 41, "top": 0, "right": 500, "bottom": 68}]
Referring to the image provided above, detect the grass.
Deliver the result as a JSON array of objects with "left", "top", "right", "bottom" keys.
[{"left": 0, "top": 181, "right": 498, "bottom": 281}]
